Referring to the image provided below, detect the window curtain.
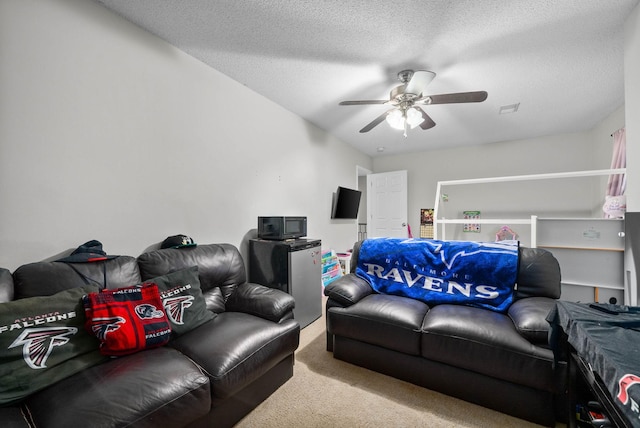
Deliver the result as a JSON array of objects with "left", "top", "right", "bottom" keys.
[
  {"left": 603, "top": 128, "right": 626, "bottom": 218},
  {"left": 607, "top": 128, "right": 626, "bottom": 196}
]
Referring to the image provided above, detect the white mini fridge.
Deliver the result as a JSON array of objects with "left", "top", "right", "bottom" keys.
[{"left": 249, "top": 238, "right": 322, "bottom": 328}]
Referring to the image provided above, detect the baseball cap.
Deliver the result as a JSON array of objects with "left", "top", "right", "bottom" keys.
[{"left": 161, "top": 235, "right": 197, "bottom": 249}]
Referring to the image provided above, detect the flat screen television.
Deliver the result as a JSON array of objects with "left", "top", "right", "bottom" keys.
[{"left": 331, "top": 186, "right": 362, "bottom": 219}]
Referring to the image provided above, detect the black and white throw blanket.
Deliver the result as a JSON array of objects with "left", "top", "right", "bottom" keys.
[{"left": 356, "top": 238, "right": 519, "bottom": 312}]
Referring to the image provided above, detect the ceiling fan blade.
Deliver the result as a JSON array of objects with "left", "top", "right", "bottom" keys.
[
  {"left": 404, "top": 70, "right": 436, "bottom": 95},
  {"left": 359, "top": 109, "right": 395, "bottom": 133},
  {"left": 415, "top": 107, "right": 436, "bottom": 130},
  {"left": 339, "top": 100, "right": 388, "bottom": 106},
  {"left": 418, "top": 91, "right": 488, "bottom": 104}
]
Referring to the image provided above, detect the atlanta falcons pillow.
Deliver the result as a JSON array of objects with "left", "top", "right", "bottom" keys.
[
  {"left": 83, "top": 283, "right": 172, "bottom": 356},
  {"left": 0, "top": 286, "right": 106, "bottom": 405},
  {"left": 143, "top": 266, "right": 215, "bottom": 337}
]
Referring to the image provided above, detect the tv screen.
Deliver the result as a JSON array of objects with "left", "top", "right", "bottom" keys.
[{"left": 331, "top": 186, "right": 362, "bottom": 219}]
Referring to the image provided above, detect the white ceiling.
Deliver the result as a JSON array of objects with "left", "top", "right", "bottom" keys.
[{"left": 95, "top": 0, "right": 639, "bottom": 157}]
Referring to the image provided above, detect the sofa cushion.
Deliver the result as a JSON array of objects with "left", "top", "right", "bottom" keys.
[
  {"left": 24, "top": 347, "right": 210, "bottom": 428},
  {"left": 0, "top": 286, "right": 107, "bottom": 405},
  {"left": 515, "top": 247, "right": 561, "bottom": 299},
  {"left": 169, "top": 312, "right": 299, "bottom": 399},
  {"left": 421, "top": 304, "right": 555, "bottom": 391},
  {"left": 146, "top": 266, "right": 215, "bottom": 336},
  {"left": 508, "top": 296, "right": 556, "bottom": 345},
  {"left": 12, "top": 257, "right": 141, "bottom": 299},
  {"left": 137, "top": 244, "right": 245, "bottom": 310},
  {"left": 327, "top": 294, "right": 429, "bottom": 356}
]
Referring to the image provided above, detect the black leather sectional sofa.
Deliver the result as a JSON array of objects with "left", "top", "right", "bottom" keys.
[
  {"left": 0, "top": 243, "right": 300, "bottom": 428},
  {"left": 324, "top": 240, "right": 566, "bottom": 426}
]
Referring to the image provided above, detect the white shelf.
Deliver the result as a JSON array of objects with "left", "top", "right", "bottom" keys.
[
  {"left": 433, "top": 168, "right": 625, "bottom": 242},
  {"left": 538, "top": 245, "right": 623, "bottom": 252},
  {"left": 434, "top": 218, "right": 533, "bottom": 224},
  {"left": 538, "top": 217, "right": 623, "bottom": 221},
  {"left": 536, "top": 217, "right": 624, "bottom": 251},
  {"left": 560, "top": 281, "right": 624, "bottom": 291}
]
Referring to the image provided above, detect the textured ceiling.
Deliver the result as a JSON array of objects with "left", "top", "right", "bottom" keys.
[{"left": 95, "top": 0, "right": 639, "bottom": 157}]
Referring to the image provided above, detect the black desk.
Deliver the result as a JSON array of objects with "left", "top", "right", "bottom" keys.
[{"left": 547, "top": 301, "right": 640, "bottom": 427}]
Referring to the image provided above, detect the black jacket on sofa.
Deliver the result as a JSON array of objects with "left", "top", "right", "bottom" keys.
[
  {"left": 0, "top": 243, "right": 300, "bottom": 428},
  {"left": 324, "top": 241, "right": 564, "bottom": 426}
]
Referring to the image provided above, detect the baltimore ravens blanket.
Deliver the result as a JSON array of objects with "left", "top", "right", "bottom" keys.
[{"left": 356, "top": 238, "right": 519, "bottom": 312}]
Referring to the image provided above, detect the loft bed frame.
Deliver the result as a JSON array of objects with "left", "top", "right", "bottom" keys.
[
  {"left": 433, "top": 168, "right": 626, "bottom": 245},
  {"left": 432, "top": 168, "right": 630, "bottom": 304}
]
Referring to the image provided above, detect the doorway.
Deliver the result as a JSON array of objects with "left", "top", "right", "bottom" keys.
[
  {"left": 357, "top": 168, "right": 409, "bottom": 239},
  {"left": 357, "top": 166, "right": 371, "bottom": 240}
]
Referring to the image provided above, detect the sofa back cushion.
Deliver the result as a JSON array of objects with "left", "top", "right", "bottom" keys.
[
  {"left": 515, "top": 247, "right": 561, "bottom": 299},
  {"left": 137, "top": 244, "right": 246, "bottom": 312},
  {"left": 12, "top": 257, "right": 142, "bottom": 299}
]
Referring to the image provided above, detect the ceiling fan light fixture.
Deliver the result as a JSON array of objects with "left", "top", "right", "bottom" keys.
[
  {"left": 386, "top": 107, "right": 424, "bottom": 132},
  {"left": 406, "top": 107, "right": 424, "bottom": 128},
  {"left": 386, "top": 109, "right": 405, "bottom": 130}
]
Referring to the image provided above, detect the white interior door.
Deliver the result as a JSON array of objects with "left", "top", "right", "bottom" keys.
[{"left": 367, "top": 170, "right": 408, "bottom": 238}]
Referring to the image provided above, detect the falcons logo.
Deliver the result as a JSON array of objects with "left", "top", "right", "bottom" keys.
[
  {"left": 163, "top": 296, "right": 194, "bottom": 325},
  {"left": 91, "top": 316, "right": 125, "bottom": 341},
  {"left": 617, "top": 373, "right": 640, "bottom": 405},
  {"left": 8, "top": 327, "right": 77, "bottom": 370}
]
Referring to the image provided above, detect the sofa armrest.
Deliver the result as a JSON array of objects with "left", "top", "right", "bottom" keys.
[
  {"left": 508, "top": 296, "right": 557, "bottom": 345},
  {"left": 323, "top": 273, "right": 373, "bottom": 307},
  {"left": 226, "top": 282, "right": 295, "bottom": 323}
]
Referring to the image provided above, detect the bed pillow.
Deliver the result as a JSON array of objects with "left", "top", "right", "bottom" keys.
[
  {"left": 144, "top": 266, "right": 215, "bottom": 336},
  {"left": 0, "top": 287, "right": 106, "bottom": 405}
]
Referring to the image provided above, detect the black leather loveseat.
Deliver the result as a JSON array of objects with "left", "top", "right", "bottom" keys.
[
  {"left": 324, "top": 240, "right": 565, "bottom": 426},
  {"left": 0, "top": 242, "right": 300, "bottom": 428}
]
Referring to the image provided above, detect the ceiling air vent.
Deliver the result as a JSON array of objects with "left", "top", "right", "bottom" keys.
[{"left": 499, "top": 103, "right": 520, "bottom": 114}]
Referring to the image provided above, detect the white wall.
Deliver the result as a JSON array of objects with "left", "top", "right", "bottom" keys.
[
  {"left": 372, "top": 106, "right": 625, "bottom": 241},
  {"left": 0, "top": 0, "right": 371, "bottom": 271},
  {"left": 1, "top": 0, "right": 636, "bottom": 272},
  {"left": 626, "top": 2, "right": 640, "bottom": 211}
]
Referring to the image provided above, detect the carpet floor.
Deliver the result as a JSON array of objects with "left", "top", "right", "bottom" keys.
[{"left": 235, "top": 299, "right": 560, "bottom": 427}]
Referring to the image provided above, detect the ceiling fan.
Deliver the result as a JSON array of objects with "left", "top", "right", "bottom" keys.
[{"left": 339, "top": 70, "right": 488, "bottom": 137}]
